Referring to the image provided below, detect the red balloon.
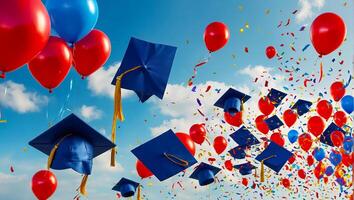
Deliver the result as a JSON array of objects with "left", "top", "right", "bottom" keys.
[
  {"left": 189, "top": 123, "right": 207, "bottom": 145},
  {"left": 224, "top": 111, "right": 243, "bottom": 127},
  {"left": 307, "top": 116, "right": 325, "bottom": 137},
  {"left": 242, "top": 178, "right": 248, "bottom": 187},
  {"left": 213, "top": 135, "right": 227, "bottom": 155},
  {"left": 333, "top": 111, "right": 347, "bottom": 127},
  {"left": 224, "top": 159, "right": 233, "bottom": 171},
  {"left": 0, "top": 0, "right": 50, "bottom": 77},
  {"left": 270, "top": 132, "right": 285, "bottom": 147},
  {"left": 204, "top": 22, "right": 230, "bottom": 52},
  {"left": 330, "top": 82, "right": 345, "bottom": 102},
  {"left": 310, "top": 13, "right": 346, "bottom": 56},
  {"left": 73, "top": 29, "right": 111, "bottom": 78},
  {"left": 176, "top": 132, "right": 196, "bottom": 156},
  {"left": 316, "top": 100, "right": 333, "bottom": 120},
  {"left": 255, "top": 115, "right": 269, "bottom": 134},
  {"left": 32, "top": 170, "right": 57, "bottom": 200},
  {"left": 283, "top": 109, "right": 297, "bottom": 127},
  {"left": 341, "top": 152, "right": 354, "bottom": 167},
  {"left": 136, "top": 160, "right": 153, "bottom": 179},
  {"left": 298, "top": 133, "right": 313, "bottom": 151},
  {"left": 258, "top": 97, "right": 275, "bottom": 116},
  {"left": 307, "top": 155, "right": 314, "bottom": 166},
  {"left": 281, "top": 178, "right": 290, "bottom": 188},
  {"left": 265, "top": 46, "right": 276, "bottom": 59},
  {"left": 298, "top": 169, "right": 306, "bottom": 179},
  {"left": 330, "top": 130, "right": 344, "bottom": 147},
  {"left": 314, "top": 162, "right": 325, "bottom": 179},
  {"left": 28, "top": 36, "right": 72, "bottom": 92}
]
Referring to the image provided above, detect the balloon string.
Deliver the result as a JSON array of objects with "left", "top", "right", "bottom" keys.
[
  {"left": 188, "top": 52, "right": 212, "bottom": 86},
  {"left": 0, "top": 82, "right": 7, "bottom": 123},
  {"left": 56, "top": 78, "right": 73, "bottom": 122}
]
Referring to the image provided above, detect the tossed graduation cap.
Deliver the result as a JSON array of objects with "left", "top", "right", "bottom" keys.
[
  {"left": 256, "top": 142, "right": 293, "bottom": 182},
  {"left": 112, "top": 178, "right": 140, "bottom": 198},
  {"left": 267, "top": 88, "right": 287, "bottom": 107},
  {"left": 234, "top": 162, "right": 256, "bottom": 176},
  {"left": 131, "top": 130, "right": 197, "bottom": 181},
  {"left": 291, "top": 99, "right": 312, "bottom": 116},
  {"left": 230, "top": 126, "right": 260, "bottom": 147},
  {"left": 229, "top": 146, "right": 247, "bottom": 159},
  {"left": 110, "top": 37, "right": 177, "bottom": 166},
  {"left": 264, "top": 115, "right": 284, "bottom": 131},
  {"left": 320, "top": 123, "right": 346, "bottom": 146},
  {"left": 214, "top": 88, "right": 251, "bottom": 115},
  {"left": 189, "top": 162, "right": 221, "bottom": 186},
  {"left": 29, "top": 114, "right": 115, "bottom": 195}
]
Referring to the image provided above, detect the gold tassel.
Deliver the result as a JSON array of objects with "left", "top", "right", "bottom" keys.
[
  {"left": 80, "top": 175, "right": 89, "bottom": 196},
  {"left": 260, "top": 160, "right": 265, "bottom": 182},
  {"left": 47, "top": 145, "right": 59, "bottom": 170},
  {"left": 137, "top": 185, "right": 141, "bottom": 200},
  {"left": 111, "top": 66, "right": 141, "bottom": 167}
]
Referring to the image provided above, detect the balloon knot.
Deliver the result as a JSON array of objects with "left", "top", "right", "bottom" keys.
[
  {"left": 49, "top": 89, "right": 53, "bottom": 93},
  {"left": 81, "top": 76, "right": 85, "bottom": 80}
]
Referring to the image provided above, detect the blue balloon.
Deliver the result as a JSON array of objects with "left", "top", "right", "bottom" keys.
[
  {"left": 46, "top": 0, "right": 99, "bottom": 43},
  {"left": 287, "top": 129, "right": 298, "bottom": 144},
  {"left": 329, "top": 151, "right": 342, "bottom": 166},
  {"left": 343, "top": 136, "right": 353, "bottom": 153},
  {"left": 341, "top": 95, "right": 353, "bottom": 114},
  {"left": 325, "top": 166, "right": 334, "bottom": 176},
  {"left": 312, "top": 147, "right": 325, "bottom": 161}
]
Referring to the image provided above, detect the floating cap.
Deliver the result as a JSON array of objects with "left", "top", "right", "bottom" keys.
[
  {"left": 29, "top": 114, "right": 115, "bottom": 195},
  {"left": 214, "top": 88, "right": 251, "bottom": 115},
  {"left": 131, "top": 130, "right": 197, "bottom": 181},
  {"left": 230, "top": 126, "right": 260, "bottom": 147},
  {"left": 189, "top": 162, "right": 221, "bottom": 186},
  {"left": 229, "top": 146, "right": 247, "bottom": 159},
  {"left": 112, "top": 178, "right": 140, "bottom": 198},
  {"left": 234, "top": 162, "right": 257, "bottom": 176},
  {"left": 267, "top": 88, "right": 287, "bottom": 107},
  {"left": 264, "top": 115, "right": 284, "bottom": 131},
  {"left": 291, "top": 99, "right": 312, "bottom": 116},
  {"left": 320, "top": 123, "right": 346, "bottom": 146}
]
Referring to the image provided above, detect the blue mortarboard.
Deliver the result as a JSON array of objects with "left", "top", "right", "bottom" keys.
[
  {"left": 264, "top": 115, "right": 284, "bottom": 131},
  {"left": 229, "top": 146, "right": 247, "bottom": 159},
  {"left": 29, "top": 114, "right": 115, "bottom": 195},
  {"left": 267, "top": 88, "right": 287, "bottom": 107},
  {"left": 131, "top": 130, "right": 197, "bottom": 181},
  {"left": 234, "top": 162, "right": 256, "bottom": 175},
  {"left": 189, "top": 162, "right": 221, "bottom": 186},
  {"left": 214, "top": 88, "right": 251, "bottom": 115},
  {"left": 255, "top": 142, "right": 293, "bottom": 173},
  {"left": 112, "top": 178, "right": 140, "bottom": 198},
  {"left": 291, "top": 99, "right": 312, "bottom": 116},
  {"left": 320, "top": 123, "right": 346, "bottom": 146},
  {"left": 230, "top": 126, "right": 260, "bottom": 147}
]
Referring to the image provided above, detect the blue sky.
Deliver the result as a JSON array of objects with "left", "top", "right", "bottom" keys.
[{"left": 0, "top": 0, "right": 353, "bottom": 199}]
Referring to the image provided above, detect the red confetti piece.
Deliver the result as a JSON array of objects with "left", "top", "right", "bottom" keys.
[
  {"left": 205, "top": 85, "right": 211, "bottom": 92},
  {"left": 197, "top": 109, "right": 205, "bottom": 117},
  {"left": 319, "top": 62, "right": 323, "bottom": 83},
  {"left": 277, "top": 21, "right": 282, "bottom": 28},
  {"left": 265, "top": 81, "right": 268, "bottom": 87},
  {"left": 304, "top": 79, "right": 310, "bottom": 87},
  {"left": 285, "top": 19, "right": 291, "bottom": 26},
  {"left": 244, "top": 47, "right": 249, "bottom": 53},
  {"left": 10, "top": 166, "right": 14, "bottom": 173}
]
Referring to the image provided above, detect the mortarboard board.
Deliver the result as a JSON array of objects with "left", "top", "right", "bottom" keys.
[
  {"left": 110, "top": 37, "right": 177, "bottom": 166},
  {"left": 131, "top": 130, "right": 197, "bottom": 181},
  {"left": 291, "top": 99, "right": 312, "bottom": 116},
  {"left": 29, "top": 114, "right": 115, "bottom": 195},
  {"left": 234, "top": 162, "right": 257, "bottom": 176},
  {"left": 264, "top": 115, "right": 284, "bottom": 131},
  {"left": 189, "top": 162, "right": 221, "bottom": 186},
  {"left": 267, "top": 88, "right": 287, "bottom": 107},
  {"left": 112, "top": 178, "right": 140, "bottom": 198},
  {"left": 256, "top": 142, "right": 293, "bottom": 182},
  {"left": 320, "top": 123, "right": 346, "bottom": 146},
  {"left": 228, "top": 146, "right": 247, "bottom": 159},
  {"left": 230, "top": 126, "right": 260, "bottom": 147},
  {"left": 214, "top": 88, "right": 251, "bottom": 115}
]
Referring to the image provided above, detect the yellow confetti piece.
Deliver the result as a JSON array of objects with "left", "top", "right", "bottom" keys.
[
  {"left": 240, "top": 28, "right": 244, "bottom": 33},
  {"left": 245, "top": 23, "right": 249, "bottom": 29},
  {"left": 0, "top": 120, "right": 7, "bottom": 123}
]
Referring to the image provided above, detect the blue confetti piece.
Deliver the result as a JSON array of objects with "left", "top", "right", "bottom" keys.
[{"left": 302, "top": 44, "right": 310, "bottom": 51}]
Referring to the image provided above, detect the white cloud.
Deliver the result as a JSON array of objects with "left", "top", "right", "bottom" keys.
[
  {"left": 79, "top": 105, "right": 103, "bottom": 121},
  {"left": 296, "top": 0, "right": 325, "bottom": 22},
  {"left": 0, "top": 81, "right": 48, "bottom": 113},
  {"left": 93, "top": 151, "right": 124, "bottom": 173},
  {"left": 87, "top": 63, "right": 133, "bottom": 99}
]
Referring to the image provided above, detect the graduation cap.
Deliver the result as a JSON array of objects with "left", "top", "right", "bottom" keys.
[
  {"left": 189, "top": 162, "right": 221, "bottom": 186},
  {"left": 291, "top": 99, "right": 312, "bottom": 116},
  {"left": 320, "top": 123, "right": 346, "bottom": 146},
  {"left": 228, "top": 146, "right": 247, "bottom": 159},
  {"left": 29, "top": 114, "right": 115, "bottom": 195},
  {"left": 267, "top": 88, "right": 287, "bottom": 107},
  {"left": 255, "top": 142, "right": 293, "bottom": 182},
  {"left": 110, "top": 37, "right": 177, "bottom": 166},
  {"left": 264, "top": 115, "right": 284, "bottom": 131},
  {"left": 112, "top": 178, "right": 140, "bottom": 198},
  {"left": 131, "top": 130, "right": 197, "bottom": 181},
  {"left": 214, "top": 88, "right": 251, "bottom": 115},
  {"left": 234, "top": 162, "right": 256, "bottom": 176},
  {"left": 230, "top": 126, "right": 260, "bottom": 147}
]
